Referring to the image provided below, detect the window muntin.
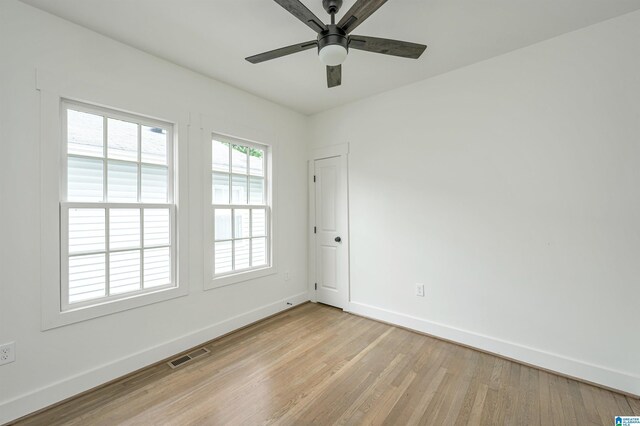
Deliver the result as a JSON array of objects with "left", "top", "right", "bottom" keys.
[
  {"left": 61, "top": 101, "right": 176, "bottom": 310},
  {"left": 212, "top": 138, "right": 269, "bottom": 277}
]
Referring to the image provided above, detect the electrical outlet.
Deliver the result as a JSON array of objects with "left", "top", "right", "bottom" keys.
[
  {"left": 416, "top": 283, "right": 425, "bottom": 297},
  {"left": 0, "top": 342, "right": 15, "bottom": 366},
  {"left": 284, "top": 271, "right": 290, "bottom": 281}
]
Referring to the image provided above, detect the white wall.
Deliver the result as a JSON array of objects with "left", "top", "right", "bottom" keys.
[
  {"left": 0, "top": 0, "right": 308, "bottom": 423},
  {"left": 310, "top": 10, "right": 640, "bottom": 395}
]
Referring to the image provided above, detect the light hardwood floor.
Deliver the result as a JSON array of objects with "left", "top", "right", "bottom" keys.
[{"left": 14, "top": 303, "right": 640, "bottom": 425}]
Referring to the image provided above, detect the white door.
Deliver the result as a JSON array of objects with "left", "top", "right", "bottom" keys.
[{"left": 314, "top": 156, "right": 348, "bottom": 309}]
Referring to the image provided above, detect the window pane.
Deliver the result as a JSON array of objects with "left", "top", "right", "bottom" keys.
[
  {"left": 110, "top": 209, "right": 140, "bottom": 250},
  {"left": 67, "top": 109, "right": 103, "bottom": 157},
  {"left": 214, "top": 209, "right": 232, "bottom": 241},
  {"left": 107, "top": 118, "right": 138, "bottom": 161},
  {"left": 68, "top": 208, "right": 105, "bottom": 254},
  {"left": 234, "top": 209, "right": 250, "bottom": 239},
  {"left": 144, "top": 247, "right": 171, "bottom": 288},
  {"left": 249, "top": 176, "right": 264, "bottom": 205},
  {"left": 251, "top": 209, "right": 266, "bottom": 237},
  {"left": 108, "top": 161, "right": 138, "bottom": 202},
  {"left": 252, "top": 237, "right": 267, "bottom": 267},
  {"left": 231, "top": 145, "right": 248, "bottom": 174},
  {"left": 142, "top": 126, "right": 167, "bottom": 165},
  {"left": 234, "top": 239, "right": 250, "bottom": 270},
  {"left": 68, "top": 156, "right": 104, "bottom": 202},
  {"left": 212, "top": 140, "right": 230, "bottom": 172},
  {"left": 212, "top": 172, "right": 230, "bottom": 204},
  {"left": 215, "top": 241, "right": 232, "bottom": 274},
  {"left": 68, "top": 253, "right": 106, "bottom": 303},
  {"left": 144, "top": 208, "right": 170, "bottom": 247},
  {"left": 231, "top": 174, "right": 248, "bottom": 204},
  {"left": 141, "top": 165, "right": 168, "bottom": 202},
  {"left": 249, "top": 149, "right": 264, "bottom": 176},
  {"left": 109, "top": 250, "right": 141, "bottom": 295}
]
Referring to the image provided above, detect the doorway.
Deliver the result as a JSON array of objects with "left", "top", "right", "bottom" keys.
[{"left": 310, "top": 149, "right": 349, "bottom": 309}]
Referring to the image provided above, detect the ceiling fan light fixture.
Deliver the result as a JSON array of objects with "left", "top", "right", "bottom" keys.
[{"left": 319, "top": 44, "right": 348, "bottom": 66}]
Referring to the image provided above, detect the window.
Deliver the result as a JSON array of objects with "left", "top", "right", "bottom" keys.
[
  {"left": 61, "top": 101, "right": 176, "bottom": 310},
  {"left": 211, "top": 137, "right": 270, "bottom": 278}
]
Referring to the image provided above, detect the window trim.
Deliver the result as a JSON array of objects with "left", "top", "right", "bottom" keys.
[
  {"left": 38, "top": 73, "right": 190, "bottom": 330},
  {"left": 204, "top": 130, "right": 276, "bottom": 290}
]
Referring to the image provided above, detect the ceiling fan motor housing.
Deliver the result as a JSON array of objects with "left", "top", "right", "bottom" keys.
[{"left": 318, "top": 25, "right": 348, "bottom": 53}]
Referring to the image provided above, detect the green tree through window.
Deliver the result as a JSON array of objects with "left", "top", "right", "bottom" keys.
[{"left": 232, "top": 144, "right": 263, "bottom": 159}]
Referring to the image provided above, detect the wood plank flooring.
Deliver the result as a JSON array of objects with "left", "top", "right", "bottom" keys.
[{"left": 13, "top": 303, "right": 639, "bottom": 425}]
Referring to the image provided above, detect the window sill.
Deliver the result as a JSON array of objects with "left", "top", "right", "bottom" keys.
[
  {"left": 42, "top": 284, "right": 188, "bottom": 330},
  {"left": 206, "top": 266, "right": 277, "bottom": 290}
]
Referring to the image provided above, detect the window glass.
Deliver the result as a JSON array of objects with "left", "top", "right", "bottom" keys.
[
  {"left": 108, "top": 118, "right": 138, "bottom": 162},
  {"left": 68, "top": 156, "right": 104, "bottom": 202},
  {"left": 141, "top": 126, "right": 167, "bottom": 165},
  {"left": 67, "top": 109, "right": 103, "bottom": 157},
  {"left": 141, "top": 165, "right": 168, "bottom": 203}
]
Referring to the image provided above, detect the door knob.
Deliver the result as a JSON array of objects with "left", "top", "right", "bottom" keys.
[{"left": 334, "top": 236, "right": 342, "bottom": 243}]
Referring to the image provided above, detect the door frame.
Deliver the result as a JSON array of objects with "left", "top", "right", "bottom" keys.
[{"left": 308, "top": 143, "right": 350, "bottom": 308}]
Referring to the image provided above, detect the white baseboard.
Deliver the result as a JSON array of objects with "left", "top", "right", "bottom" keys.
[
  {"left": 1, "top": 292, "right": 310, "bottom": 425},
  {"left": 347, "top": 301, "right": 640, "bottom": 397}
]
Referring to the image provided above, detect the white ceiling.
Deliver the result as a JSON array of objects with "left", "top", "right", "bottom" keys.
[{"left": 21, "top": 0, "right": 640, "bottom": 115}]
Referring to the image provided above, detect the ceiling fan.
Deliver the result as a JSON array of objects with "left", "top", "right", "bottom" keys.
[{"left": 245, "top": 0, "right": 427, "bottom": 88}]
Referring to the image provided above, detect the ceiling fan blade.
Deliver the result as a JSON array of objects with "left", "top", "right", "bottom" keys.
[
  {"left": 273, "top": 0, "right": 328, "bottom": 33},
  {"left": 327, "top": 65, "right": 342, "bottom": 88},
  {"left": 246, "top": 41, "right": 317, "bottom": 64},
  {"left": 349, "top": 35, "right": 427, "bottom": 59},
  {"left": 337, "top": 0, "right": 388, "bottom": 33}
]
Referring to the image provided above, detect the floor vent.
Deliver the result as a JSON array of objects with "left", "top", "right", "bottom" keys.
[{"left": 168, "top": 347, "right": 211, "bottom": 369}]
